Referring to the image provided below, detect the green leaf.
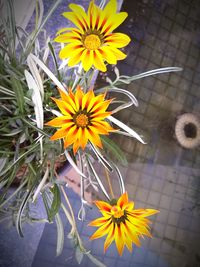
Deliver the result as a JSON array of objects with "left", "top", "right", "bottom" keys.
[
  {"left": 16, "top": 185, "right": 34, "bottom": 237},
  {"left": 55, "top": 213, "right": 64, "bottom": 256},
  {"left": 11, "top": 77, "right": 24, "bottom": 114},
  {"left": 75, "top": 246, "right": 84, "bottom": 265},
  {"left": 44, "top": 190, "right": 64, "bottom": 256},
  {"left": 42, "top": 185, "right": 61, "bottom": 223},
  {"left": 0, "top": 158, "right": 7, "bottom": 173},
  {"left": 48, "top": 42, "right": 61, "bottom": 81},
  {"left": 49, "top": 184, "right": 61, "bottom": 222},
  {"left": 86, "top": 254, "right": 106, "bottom": 267},
  {"left": 101, "top": 136, "right": 128, "bottom": 166}
]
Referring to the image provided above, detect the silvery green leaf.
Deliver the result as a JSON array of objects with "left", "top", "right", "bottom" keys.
[
  {"left": 105, "top": 77, "right": 113, "bottom": 84},
  {"left": 27, "top": 55, "right": 44, "bottom": 99},
  {"left": 64, "top": 150, "right": 87, "bottom": 179},
  {"left": 101, "top": 136, "right": 128, "bottom": 166},
  {"left": 16, "top": 188, "right": 33, "bottom": 237},
  {"left": 0, "top": 85, "right": 14, "bottom": 96},
  {"left": 58, "top": 59, "right": 69, "bottom": 70},
  {"left": 55, "top": 213, "right": 64, "bottom": 256},
  {"left": 112, "top": 163, "right": 125, "bottom": 194},
  {"left": 108, "top": 115, "right": 146, "bottom": 144},
  {"left": 114, "top": 66, "right": 120, "bottom": 79},
  {"left": 1, "top": 129, "right": 22, "bottom": 136},
  {"left": 37, "top": 0, "right": 44, "bottom": 30},
  {"left": 43, "top": 38, "right": 50, "bottom": 64},
  {"left": 24, "top": 70, "right": 43, "bottom": 129},
  {"left": 19, "top": 133, "right": 26, "bottom": 144},
  {"left": 86, "top": 157, "right": 110, "bottom": 200},
  {"left": 30, "top": 53, "right": 67, "bottom": 93},
  {"left": 32, "top": 166, "right": 49, "bottom": 202},
  {"left": 119, "top": 67, "right": 183, "bottom": 84},
  {"left": 0, "top": 179, "right": 8, "bottom": 190},
  {"left": 90, "top": 142, "right": 113, "bottom": 172},
  {"left": 86, "top": 254, "right": 106, "bottom": 267},
  {"left": 75, "top": 246, "right": 84, "bottom": 264},
  {"left": 25, "top": 154, "right": 35, "bottom": 164}
]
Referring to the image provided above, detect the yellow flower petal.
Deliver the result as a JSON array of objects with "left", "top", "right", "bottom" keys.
[
  {"left": 104, "top": 222, "right": 115, "bottom": 252},
  {"left": 98, "top": 46, "right": 117, "bottom": 64},
  {"left": 93, "top": 50, "right": 107, "bottom": 72},
  {"left": 50, "top": 124, "right": 74, "bottom": 141},
  {"left": 62, "top": 12, "right": 86, "bottom": 32},
  {"left": 101, "top": 12, "right": 128, "bottom": 35},
  {"left": 47, "top": 86, "right": 113, "bottom": 154},
  {"left": 59, "top": 44, "right": 83, "bottom": 59},
  {"left": 51, "top": 97, "right": 75, "bottom": 115},
  {"left": 88, "top": 217, "right": 110, "bottom": 227},
  {"left": 87, "top": 128, "right": 103, "bottom": 149},
  {"left": 45, "top": 116, "right": 72, "bottom": 127},
  {"left": 54, "top": 33, "right": 81, "bottom": 43},
  {"left": 90, "top": 220, "right": 112, "bottom": 240},
  {"left": 124, "top": 220, "right": 141, "bottom": 247},
  {"left": 90, "top": 122, "right": 110, "bottom": 135},
  {"left": 69, "top": 4, "right": 89, "bottom": 29},
  {"left": 117, "top": 192, "right": 129, "bottom": 208},
  {"left": 120, "top": 223, "right": 132, "bottom": 252},
  {"left": 55, "top": 0, "right": 129, "bottom": 70},
  {"left": 88, "top": 192, "right": 159, "bottom": 256},
  {"left": 105, "top": 33, "right": 131, "bottom": 48},
  {"left": 81, "top": 90, "right": 95, "bottom": 110},
  {"left": 108, "top": 46, "right": 127, "bottom": 60},
  {"left": 94, "top": 200, "right": 112, "bottom": 212},
  {"left": 68, "top": 48, "right": 85, "bottom": 67},
  {"left": 115, "top": 224, "right": 124, "bottom": 256},
  {"left": 81, "top": 50, "right": 94, "bottom": 72}
]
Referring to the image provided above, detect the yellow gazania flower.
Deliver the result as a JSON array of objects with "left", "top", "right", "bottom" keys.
[
  {"left": 46, "top": 86, "right": 115, "bottom": 154},
  {"left": 55, "top": 0, "right": 131, "bottom": 72},
  {"left": 88, "top": 192, "right": 159, "bottom": 255}
]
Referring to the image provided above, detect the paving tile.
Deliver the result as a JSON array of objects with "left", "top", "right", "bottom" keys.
[
  {"left": 132, "top": 248, "right": 147, "bottom": 264},
  {"left": 145, "top": 251, "right": 159, "bottom": 266},
  {"left": 160, "top": 195, "right": 172, "bottom": 209},
  {"left": 151, "top": 177, "right": 165, "bottom": 192},
  {"left": 156, "top": 209, "right": 169, "bottom": 223},
  {"left": 171, "top": 197, "right": 183, "bottom": 212},
  {"left": 161, "top": 17, "right": 173, "bottom": 31},
  {"left": 162, "top": 182, "right": 175, "bottom": 196},
  {"left": 161, "top": 241, "right": 173, "bottom": 254},
  {"left": 175, "top": 229, "right": 187, "bottom": 242},
  {"left": 164, "top": 225, "right": 177, "bottom": 240},
  {"left": 135, "top": 188, "right": 149, "bottom": 202},
  {"left": 167, "top": 211, "right": 179, "bottom": 226},
  {"left": 152, "top": 222, "right": 166, "bottom": 238},
  {"left": 147, "top": 191, "right": 161, "bottom": 206}
]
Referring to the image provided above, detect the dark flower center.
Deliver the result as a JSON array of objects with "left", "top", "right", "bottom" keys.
[
  {"left": 111, "top": 205, "right": 127, "bottom": 224},
  {"left": 73, "top": 110, "right": 90, "bottom": 128}
]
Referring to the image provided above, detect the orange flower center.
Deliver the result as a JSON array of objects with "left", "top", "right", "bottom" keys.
[
  {"left": 111, "top": 205, "right": 124, "bottom": 219},
  {"left": 75, "top": 113, "right": 89, "bottom": 128},
  {"left": 84, "top": 34, "right": 101, "bottom": 50}
]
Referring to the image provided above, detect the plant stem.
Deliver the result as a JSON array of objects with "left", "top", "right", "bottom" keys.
[
  {"left": 61, "top": 185, "right": 85, "bottom": 251},
  {"left": 104, "top": 167, "right": 114, "bottom": 199}
]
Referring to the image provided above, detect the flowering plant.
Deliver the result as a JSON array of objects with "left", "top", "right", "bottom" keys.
[{"left": 0, "top": 0, "right": 181, "bottom": 265}]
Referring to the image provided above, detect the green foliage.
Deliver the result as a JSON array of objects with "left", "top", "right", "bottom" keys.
[
  {"left": 101, "top": 135, "right": 128, "bottom": 166},
  {"left": 42, "top": 185, "right": 61, "bottom": 223}
]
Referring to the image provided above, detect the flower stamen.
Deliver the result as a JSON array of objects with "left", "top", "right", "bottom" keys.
[
  {"left": 84, "top": 34, "right": 101, "bottom": 50},
  {"left": 111, "top": 205, "right": 124, "bottom": 219},
  {"left": 75, "top": 113, "right": 89, "bottom": 128}
]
